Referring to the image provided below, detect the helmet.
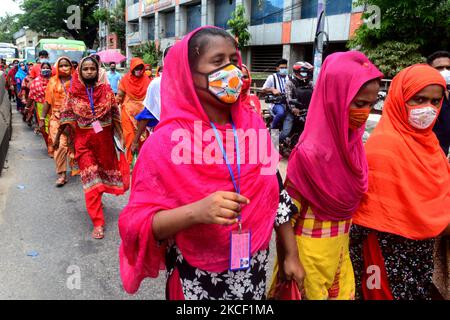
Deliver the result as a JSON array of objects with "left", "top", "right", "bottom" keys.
[{"left": 292, "top": 61, "right": 313, "bottom": 80}]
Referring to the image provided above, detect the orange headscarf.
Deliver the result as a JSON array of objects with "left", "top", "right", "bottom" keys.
[
  {"left": 119, "top": 58, "right": 150, "bottom": 99},
  {"left": 353, "top": 64, "right": 450, "bottom": 240}
]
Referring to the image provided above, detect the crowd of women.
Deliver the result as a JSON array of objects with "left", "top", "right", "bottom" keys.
[{"left": 4, "top": 25, "right": 449, "bottom": 300}]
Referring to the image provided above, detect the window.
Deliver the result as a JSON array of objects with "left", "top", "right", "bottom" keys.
[
  {"left": 251, "top": 0, "right": 283, "bottom": 26},
  {"left": 187, "top": 4, "right": 202, "bottom": 33},
  {"left": 326, "top": 0, "right": 352, "bottom": 16},
  {"left": 148, "top": 17, "right": 155, "bottom": 40},
  {"left": 165, "top": 10, "right": 175, "bottom": 38},
  {"left": 214, "top": 0, "right": 236, "bottom": 29},
  {"left": 301, "top": 0, "right": 352, "bottom": 19},
  {"left": 301, "top": 0, "right": 317, "bottom": 19}
]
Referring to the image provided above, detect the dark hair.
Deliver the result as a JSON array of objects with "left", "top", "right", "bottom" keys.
[
  {"left": 109, "top": 62, "right": 116, "bottom": 66},
  {"left": 38, "top": 50, "right": 49, "bottom": 58},
  {"left": 40, "top": 62, "right": 51, "bottom": 69},
  {"left": 188, "top": 27, "right": 237, "bottom": 68},
  {"left": 91, "top": 54, "right": 101, "bottom": 63},
  {"left": 276, "top": 59, "right": 288, "bottom": 67},
  {"left": 80, "top": 57, "right": 99, "bottom": 82},
  {"left": 57, "top": 57, "right": 72, "bottom": 67},
  {"left": 13, "top": 60, "right": 19, "bottom": 64},
  {"left": 71, "top": 60, "right": 79, "bottom": 66},
  {"left": 163, "top": 45, "right": 172, "bottom": 59},
  {"left": 427, "top": 51, "right": 450, "bottom": 65}
]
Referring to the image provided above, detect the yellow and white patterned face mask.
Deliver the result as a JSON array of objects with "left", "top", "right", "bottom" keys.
[{"left": 196, "top": 63, "right": 243, "bottom": 104}]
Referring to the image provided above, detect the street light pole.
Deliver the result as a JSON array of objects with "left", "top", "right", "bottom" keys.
[{"left": 312, "top": 0, "right": 326, "bottom": 86}]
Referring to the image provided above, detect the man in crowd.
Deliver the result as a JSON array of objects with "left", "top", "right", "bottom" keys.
[{"left": 428, "top": 51, "right": 450, "bottom": 156}]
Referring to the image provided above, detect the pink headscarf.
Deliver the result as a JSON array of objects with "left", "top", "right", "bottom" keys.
[
  {"left": 286, "top": 51, "right": 383, "bottom": 221},
  {"left": 119, "top": 26, "right": 279, "bottom": 294}
]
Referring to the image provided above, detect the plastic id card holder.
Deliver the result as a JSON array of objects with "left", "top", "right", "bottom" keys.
[
  {"left": 92, "top": 120, "right": 103, "bottom": 134},
  {"left": 229, "top": 230, "right": 251, "bottom": 271}
]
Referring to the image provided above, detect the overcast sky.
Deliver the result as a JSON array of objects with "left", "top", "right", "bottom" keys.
[{"left": 0, "top": 0, "right": 23, "bottom": 18}]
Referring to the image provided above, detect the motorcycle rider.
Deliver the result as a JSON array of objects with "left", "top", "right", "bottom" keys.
[
  {"left": 285, "top": 61, "right": 314, "bottom": 133},
  {"left": 262, "top": 59, "right": 290, "bottom": 142}
]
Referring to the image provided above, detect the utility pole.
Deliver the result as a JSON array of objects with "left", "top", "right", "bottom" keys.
[{"left": 312, "top": 0, "right": 326, "bottom": 86}]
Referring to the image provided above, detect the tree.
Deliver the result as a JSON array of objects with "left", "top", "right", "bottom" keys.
[
  {"left": 17, "top": 0, "right": 99, "bottom": 48},
  {"left": 132, "top": 41, "right": 162, "bottom": 67},
  {"left": 0, "top": 14, "right": 21, "bottom": 43},
  {"left": 94, "top": 0, "right": 126, "bottom": 52},
  {"left": 349, "top": 0, "right": 450, "bottom": 57},
  {"left": 227, "top": 5, "right": 251, "bottom": 51},
  {"left": 360, "top": 41, "right": 425, "bottom": 78}
]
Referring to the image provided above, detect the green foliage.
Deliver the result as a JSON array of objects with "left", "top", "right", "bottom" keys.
[
  {"left": 93, "top": 8, "right": 110, "bottom": 23},
  {"left": 0, "top": 14, "right": 21, "bottom": 43},
  {"left": 348, "top": 0, "right": 450, "bottom": 57},
  {"left": 227, "top": 5, "right": 251, "bottom": 50},
  {"left": 109, "top": 0, "right": 126, "bottom": 50},
  {"left": 360, "top": 41, "right": 425, "bottom": 78},
  {"left": 18, "top": 0, "right": 99, "bottom": 48},
  {"left": 132, "top": 41, "right": 162, "bottom": 67}
]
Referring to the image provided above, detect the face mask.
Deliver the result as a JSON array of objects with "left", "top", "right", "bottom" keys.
[
  {"left": 279, "top": 68, "right": 288, "bottom": 76},
  {"left": 407, "top": 104, "right": 438, "bottom": 130},
  {"left": 145, "top": 70, "right": 152, "bottom": 77},
  {"left": 199, "top": 63, "right": 243, "bottom": 104},
  {"left": 41, "top": 69, "right": 52, "bottom": 78},
  {"left": 349, "top": 107, "right": 371, "bottom": 130},
  {"left": 134, "top": 70, "right": 144, "bottom": 77},
  {"left": 441, "top": 69, "right": 450, "bottom": 88}
]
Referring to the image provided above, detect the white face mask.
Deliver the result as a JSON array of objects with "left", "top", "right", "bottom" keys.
[
  {"left": 440, "top": 69, "right": 450, "bottom": 88},
  {"left": 407, "top": 104, "right": 439, "bottom": 130}
]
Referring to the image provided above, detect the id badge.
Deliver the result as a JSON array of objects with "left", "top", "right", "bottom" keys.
[
  {"left": 230, "top": 230, "right": 251, "bottom": 271},
  {"left": 92, "top": 120, "right": 103, "bottom": 134}
]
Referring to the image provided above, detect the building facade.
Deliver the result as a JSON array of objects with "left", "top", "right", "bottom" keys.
[
  {"left": 13, "top": 28, "right": 39, "bottom": 52},
  {"left": 125, "top": 0, "right": 365, "bottom": 71},
  {"left": 99, "top": 0, "right": 121, "bottom": 51}
]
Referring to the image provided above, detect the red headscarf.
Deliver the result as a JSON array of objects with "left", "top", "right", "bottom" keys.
[
  {"left": 66, "top": 56, "right": 114, "bottom": 121},
  {"left": 353, "top": 64, "right": 449, "bottom": 239},
  {"left": 119, "top": 26, "right": 279, "bottom": 294},
  {"left": 286, "top": 51, "right": 383, "bottom": 221},
  {"left": 119, "top": 58, "right": 150, "bottom": 99}
]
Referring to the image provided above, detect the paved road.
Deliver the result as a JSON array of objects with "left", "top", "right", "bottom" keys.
[
  {"left": 0, "top": 110, "right": 166, "bottom": 299},
  {"left": 0, "top": 109, "right": 279, "bottom": 299}
]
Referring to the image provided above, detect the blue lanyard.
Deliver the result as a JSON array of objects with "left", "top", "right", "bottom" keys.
[
  {"left": 210, "top": 121, "right": 241, "bottom": 194},
  {"left": 86, "top": 86, "right": 96, "bottom": 116},
  {"left": 60, "top": 78, "right": 72, "bottom": 95}
]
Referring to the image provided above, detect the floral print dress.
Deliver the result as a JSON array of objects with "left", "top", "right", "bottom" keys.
[{"left": 165, "top": 175, "right": 296, "bottom": 300}]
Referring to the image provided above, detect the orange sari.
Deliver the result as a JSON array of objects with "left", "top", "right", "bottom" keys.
[
  {"left": 119, "top": 58, "right": 151, "bottom": 163},
  {"left": 353, "top": 64, "right": 450, "bottom": 240}
]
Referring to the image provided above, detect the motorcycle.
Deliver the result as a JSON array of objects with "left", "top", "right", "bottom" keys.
[{"left": 262, "top": 94, "right": 308, "bottom": 158}]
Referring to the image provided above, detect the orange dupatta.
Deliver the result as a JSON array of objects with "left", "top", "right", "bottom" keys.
[{"left": 353, "top": 64, "right": 450, "bottom": 240}]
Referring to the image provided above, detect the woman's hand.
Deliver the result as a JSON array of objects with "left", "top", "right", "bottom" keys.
[
  {"left": 191, "top": 191, "right": 250, "bottom": 226},
  {"left": 38, "top": 119, "right": 45, "bottom": 130},
  {"left": 282, "top": 254, "right": 306, "bottom": 296},
  {"left": 130, "top": 140, "right": 139, "bottom": 154},
  {"left": 53, "top": 137, "right": 60, "bottom": 150}
]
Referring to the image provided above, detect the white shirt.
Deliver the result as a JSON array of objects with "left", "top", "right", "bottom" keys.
[{"left": 143, "top": 75, "right": 162, "bottom": 120}]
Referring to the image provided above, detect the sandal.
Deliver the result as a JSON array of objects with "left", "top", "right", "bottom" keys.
[
  {"left": 92, "top": 226, "right": 105, "bottom": 239},
  {"left": 55, "top": 175, "right": 66, "bottom": 187}
]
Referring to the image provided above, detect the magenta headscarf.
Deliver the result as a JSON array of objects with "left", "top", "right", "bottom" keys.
[
  {"left": 286, "top": 51, "right": 383, "bottom": 221},
  {"left": 119, "top": 26, "right": 279, "bottom": 294}
]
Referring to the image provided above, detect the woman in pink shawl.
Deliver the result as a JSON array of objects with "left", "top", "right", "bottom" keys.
[
  {"left": 118, "top": 27, "right": 305, "bottom": 300},
  {"left": 270, "top": 51, "right": 383, "bottom": 300}
]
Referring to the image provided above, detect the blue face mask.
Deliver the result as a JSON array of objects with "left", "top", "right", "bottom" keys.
[
  {"left": 41, "top": 69, "right": 52, "bottom": 78},
  {"left": 279, "top": 68, "right": 288, "bottom": 76}
]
